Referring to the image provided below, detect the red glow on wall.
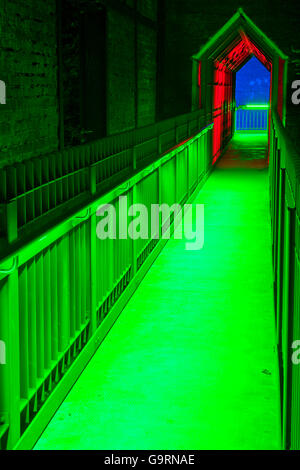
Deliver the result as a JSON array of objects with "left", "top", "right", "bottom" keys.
[
  {"left": 212, "top": 31, "right": 272, "bottom": 164},
  {"left": 212, "top": 61, "right": 233, "bottom": 163},
  {"left": 267, "top": 64, "right": 273, "bottom": 164}
]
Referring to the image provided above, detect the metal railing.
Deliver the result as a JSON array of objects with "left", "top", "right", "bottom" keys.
[
  {"left": 0, "top": 115, "right": 214, "bottom": 450},
  {"left": 270, "top": 109, "right": 300, "bottom": 450},
  {"left": 0, "top": 110, "right": 208, "bottom": 256},
  {"left": 235, "top": 105, "right": 269, "bottom": 132}
]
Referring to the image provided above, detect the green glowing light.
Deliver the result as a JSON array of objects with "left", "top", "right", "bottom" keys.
[
  {"left": 240, "top": 104, "right": 270, "bottom": 109},
  {"left": 233, "top": 132, "right": 268, "bottom": 139}
]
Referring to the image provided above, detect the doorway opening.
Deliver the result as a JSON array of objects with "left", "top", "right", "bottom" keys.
[{"left": 234, "top": 56, "right": 271, "bottom": 134}]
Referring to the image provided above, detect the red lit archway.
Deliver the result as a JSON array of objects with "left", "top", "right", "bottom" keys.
[{"left": 192, "top": 8, "right": 288, "bottom": 165}]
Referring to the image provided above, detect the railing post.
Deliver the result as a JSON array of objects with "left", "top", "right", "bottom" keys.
[
  {"left": 89, "top": 212, "right": 97, "bottom": 335},
  {"left": 57, "top": 235, "right": 70, "bottom": 352},
  {"left": 174, "top": 150, "right": 178, "bottom": 203},
  {"left": 208, "top": 125, "right": 213, "bottom": 167},
  {"left": 196, "top": 136, "right": 199, "bottom": 183},
  {"left": 186, "top": 143, "right": 190, "bottom": 197},
  {"left": 197, "top": 133, "right": 202, "bottom": 182},
  {"left": 281, "top": 205, "right": 296, "bottom": 450},
  {"left": 131, "top": 184, "right": 137, "bottom": 277},
  {"left": 6, "top": 200, "right": 18, "bottom": 244},
  {"left": 5, "top": 265, "right": 20, "bottom": 449},
  {"left": 89, "top": 166, "right": 96, "bottom": 196},
  {"left": 133, "top": 146, "right": 137, "bottom": 171},
  {"left": 158, "top": 135, "right": 162, "bottom": 156},
  {"left": 156, "top": 163, "right": 163, "bottom": 241}
]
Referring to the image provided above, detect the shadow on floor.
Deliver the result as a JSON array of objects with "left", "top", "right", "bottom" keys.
[{"left": 217, "top": 133, "right": 269, "bottom": 169}]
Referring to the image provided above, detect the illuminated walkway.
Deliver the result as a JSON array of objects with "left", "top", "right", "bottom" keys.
[{"left": 35, "top": 134, "right": 281, "bottom": 450}]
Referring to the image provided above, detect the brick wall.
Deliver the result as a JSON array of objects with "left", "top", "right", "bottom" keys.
[
  {"left": 106, "top": 8, "right": 136, "bottom": 135},
  {"left": 0, "top": 0, "right": 59, "bottom": 169},
  {"left": 137, "top": 23, "right": 157, "bottom": 127},
  {"left": 107, "top": 2, "right": 157, "bottom": 134},
  {"left": 1, "top": 0, "right": 300, "bottom": 169},
  {"left": 61, "top": 0, "right": 157, "bottom": 140},
  {"left": 0, "top": 0, "right": 158, "bottom": 166}
]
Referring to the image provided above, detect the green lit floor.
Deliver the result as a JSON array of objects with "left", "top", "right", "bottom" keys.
[
  {"left": 35, "top": 134, "right": 281, "bottom": 450},
  {"left": 217, "top": 132, "right": 269, "bottom": 169}
]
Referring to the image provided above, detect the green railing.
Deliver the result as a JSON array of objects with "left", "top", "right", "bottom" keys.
[
  {"left": 0, "top": 110, "right": 209, "bottom": 257},
  {"left": 270, "top": 109, "right": 300, "bottom": 450},
  {"left": 235, "top": 105, "right": 269, "bottom": 132},
  {"left": 0, "top": 115, "right": 214, "bottom": 450}
]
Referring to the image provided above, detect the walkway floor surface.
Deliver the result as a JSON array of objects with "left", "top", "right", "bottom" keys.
[{"left": 35, "top": 133, "right": 281, "bottom": 450}]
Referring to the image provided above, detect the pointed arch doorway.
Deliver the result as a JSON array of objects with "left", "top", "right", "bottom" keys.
[{"left": 192, "top": 8, "right": 288, "bottom": 165}]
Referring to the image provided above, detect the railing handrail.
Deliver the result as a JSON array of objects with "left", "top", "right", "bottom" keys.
[
  {"left": 0, "top": 122, "right": 214, "bottom": 277},
  {"left": 0, "top": 109, "right": 211, "bottom": 256},
  {"left": 0, "top": 109, "right": 206, "bottom": 207},
  {"left": 235, "top": 105, "right": 269, "bottom": 132},
  {"left": 0, "top": 114, "right": 214, "bottom": 451},
  {"left": 236, "top": 104, "right": 270, "bottom": 110},
  {"left": 272, "top": 109, "right": 300, "bottom": 198},
  {"left": 0, "top": 108, "right": 205, "bottom": 175}
]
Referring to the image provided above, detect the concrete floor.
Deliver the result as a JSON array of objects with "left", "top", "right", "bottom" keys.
[{"left": 35, "top": 133, "right": 281, "bottom": 450}]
